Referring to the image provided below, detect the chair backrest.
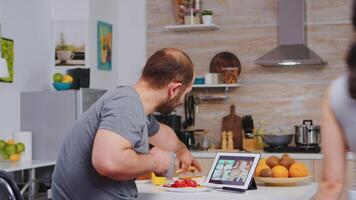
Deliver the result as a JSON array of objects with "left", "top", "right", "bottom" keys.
[{"left": 0, "top": 170, "right": 23, "bottom": 200}]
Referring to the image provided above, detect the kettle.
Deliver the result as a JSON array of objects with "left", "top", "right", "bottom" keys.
[{"left": 294, "top": 120, "right": 321, "bottom": 146}]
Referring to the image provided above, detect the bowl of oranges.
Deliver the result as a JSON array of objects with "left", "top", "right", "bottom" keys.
[
  {"left": 0, "top": 139, "right": 25, "bottom": 163},
  {"left": 254, "top": 153, "right": 311, "bottom": 186}
]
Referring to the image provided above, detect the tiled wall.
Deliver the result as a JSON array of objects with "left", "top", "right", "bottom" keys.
[{"left": 147, "top": 0, "right": 353, "bottom": 146}]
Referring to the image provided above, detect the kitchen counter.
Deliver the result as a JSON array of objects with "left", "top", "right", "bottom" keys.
[
  {"left": 191, "top": 150, "right": 356, "bottom": 160},
  {"left": 136, "top": 181, "right": 317, "bottom": 200}
]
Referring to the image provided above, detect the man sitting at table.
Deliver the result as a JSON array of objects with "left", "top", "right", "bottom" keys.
[{"left": 52, "top": 48, "right": 202, "bottom": 200}]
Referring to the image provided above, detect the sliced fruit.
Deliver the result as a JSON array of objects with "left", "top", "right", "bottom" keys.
[
  {"left": 172, "top": 179, "right": 188, "bottom": 188},
  {"left": 184, "top": 179, "right": 198, "bottom": 187}
]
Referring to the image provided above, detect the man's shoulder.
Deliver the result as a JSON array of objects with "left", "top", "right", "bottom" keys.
[
  {"left": 101, "top": 87, "right": 145, "bottom": 119},
  {"left": 104, "top": 86, "right": 141, "bottom": 104}
]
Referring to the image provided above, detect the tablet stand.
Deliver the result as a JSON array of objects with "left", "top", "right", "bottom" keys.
[{"left": 222, "top": 178, "right": 257, "bottom": 193}]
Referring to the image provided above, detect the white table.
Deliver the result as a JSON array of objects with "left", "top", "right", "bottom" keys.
[
  {"left": 0, "top": 160, "right": 56, "bottom": 200},
  {"left": 137, "top": 181, "right": 317, "bottom": 200}
]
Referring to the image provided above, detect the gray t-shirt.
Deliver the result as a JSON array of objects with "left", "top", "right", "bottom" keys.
[{"left": 52, "top": 86, "right": 160, "bottom": 200}]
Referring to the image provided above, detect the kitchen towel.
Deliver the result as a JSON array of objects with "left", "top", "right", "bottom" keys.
[{"left": 14, "top": 131, "right": 32, "bottom": 162}]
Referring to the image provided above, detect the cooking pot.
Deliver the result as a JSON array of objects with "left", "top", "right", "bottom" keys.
[
  {"left": 260, "top": 127, "right": 293, "bottom": 147},
  {"left": 294, "top": 120, "right": 321, "bottom": 146},
  {"left": 262, "top": 134, "right": 294, "bottom": 147}
]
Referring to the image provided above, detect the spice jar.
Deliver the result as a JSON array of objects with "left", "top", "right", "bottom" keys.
[{"left": 220, "top": 67, "right": 238, "bottom": 84}]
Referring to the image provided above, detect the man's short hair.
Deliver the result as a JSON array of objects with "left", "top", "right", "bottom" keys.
[{"left": 142, "top": 48, "right": 194, "bottom": 89}]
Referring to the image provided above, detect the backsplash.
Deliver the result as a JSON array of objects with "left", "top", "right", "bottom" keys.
[{"left": 147, "top": 0, "right": 353, "bottom": 146}]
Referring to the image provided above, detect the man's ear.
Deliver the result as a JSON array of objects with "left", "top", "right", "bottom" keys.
[{"left": 168, "top": 82, "right": 182, "bottom": 98}]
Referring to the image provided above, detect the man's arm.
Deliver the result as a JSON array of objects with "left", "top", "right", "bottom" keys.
[
  {"left": 149, "top": 123, "right": 202, "bottom": 172},
  {"left": 149, "top": 123, "right": 185, "bottom": 152},
  {"left": 92, "top": 129, "right": 171, "bottom": 181}
]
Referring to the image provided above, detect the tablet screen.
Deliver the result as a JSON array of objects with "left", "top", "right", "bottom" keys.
[{"left": 208, "top": 155, "right": 255, "bottom": 186}]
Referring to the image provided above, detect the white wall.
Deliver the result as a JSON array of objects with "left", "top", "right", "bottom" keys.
[
  {"left": 52, "top": 0, "right": 89, "bottom": 20},
  {"left": 0, "top": 0, "right": 147, "bottom": 137},
  {"left": 89, "top": 0, "right": 119, "bottom": 89},
  {"left": 0, "top": 0, "right": 52, "bottom": 137},
  {"left": 90, "top": 0, "right": 146, "bottom": 88},
  {"left": 117, "top": 0, "right": 146, "bottom": 86}
]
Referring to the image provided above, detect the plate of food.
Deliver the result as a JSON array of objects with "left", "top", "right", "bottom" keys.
[
  {"left": 162, "top": 179, "right": 210, "bottom": 193},
  {"left": 254, "top": 153, "right": 312, "bottom": 186}
]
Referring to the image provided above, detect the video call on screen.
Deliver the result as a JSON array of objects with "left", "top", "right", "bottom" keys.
[{"left": 209, "top": 156, "right": 255, "bottom": 186}]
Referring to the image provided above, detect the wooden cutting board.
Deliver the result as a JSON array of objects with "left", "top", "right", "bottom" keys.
[{"left": 221, "top": 105, "right": 243, "bottom": 150}]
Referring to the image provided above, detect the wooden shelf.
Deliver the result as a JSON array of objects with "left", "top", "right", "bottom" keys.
[{"left": 165, "top": 24, "right": 219, "bottom": 31}]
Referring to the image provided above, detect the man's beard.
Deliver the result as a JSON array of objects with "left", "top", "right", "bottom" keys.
[{"left": 156, "top": 91, "right": 184, "bottom": 115}]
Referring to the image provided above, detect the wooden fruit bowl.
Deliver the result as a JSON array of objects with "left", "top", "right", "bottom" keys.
[{"left": 255, "top": 176, "right": 312, "bottom": 186}]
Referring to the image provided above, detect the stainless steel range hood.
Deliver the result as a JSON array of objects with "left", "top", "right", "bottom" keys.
[{"left": 255, "top": 0, "right": 326, "bottom": 66}]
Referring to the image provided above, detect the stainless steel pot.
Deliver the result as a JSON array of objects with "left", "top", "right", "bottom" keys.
[{"left": 294, "top": 120, "right": 321, "bottom": 146}]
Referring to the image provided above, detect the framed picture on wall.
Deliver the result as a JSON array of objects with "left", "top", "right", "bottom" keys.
[
  {"left": 0, "top": 38, "right": 14, "bottom": 83},
  {"left": 53, "top": 20, "right": 86, "bottom": 67},
  {"left": 97, "top": 21, "right": 112, "bottom": 71}
]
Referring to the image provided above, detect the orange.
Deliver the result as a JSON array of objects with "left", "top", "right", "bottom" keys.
[
  {"left": 255, "top": 163, "right": 271, "bottom": 176},
  {"left": 6, "top": 139, "right": 16, "bottom": 145},
  {"left": 272, "top": 165, "right": 289, "bottom": 178},
  {"left": 9, "top": 153, "right": 20, "bottom": 162},
  {"left": 62, "top": 75, "right": 73, "bottom": 83},
  {"left": 289, "top": 163, "right": 308, "bottom": 177},
  {"left": 258, "top": 158, "right": 267, "bottom": 166}
]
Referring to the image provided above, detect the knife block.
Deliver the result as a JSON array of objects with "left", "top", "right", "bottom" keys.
[{"left": 243, "top": 136, "right": 256, "bottom": 152}]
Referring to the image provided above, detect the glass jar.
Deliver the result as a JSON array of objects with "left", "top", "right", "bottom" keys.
[
  {"left": 220, "top": 67, "right": 238, "bottom": 84},
  {"left": 184, "top": 8, "right": 200, "bottom": 25}
]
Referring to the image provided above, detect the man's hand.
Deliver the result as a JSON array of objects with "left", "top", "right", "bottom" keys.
[
  {"left": 176, "top": 147, "right": 202, "bottom": 173},
  {"left": 149, "top": 123, "right": 202, "bottom": 173},
  {"left": 149, "top": 147, "right": 173, "bottom": 175}
]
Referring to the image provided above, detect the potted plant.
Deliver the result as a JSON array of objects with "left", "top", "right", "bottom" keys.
[
  {"left": 201, "top": 10, "right": 213, "bottom": 25},
  {"left": 56, "top": 33, "right": 75, "bottom": 64}
]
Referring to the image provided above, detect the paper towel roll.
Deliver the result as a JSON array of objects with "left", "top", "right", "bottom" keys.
[{"left": 14, "top": 131, "right": 32, "bottom": 162}]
